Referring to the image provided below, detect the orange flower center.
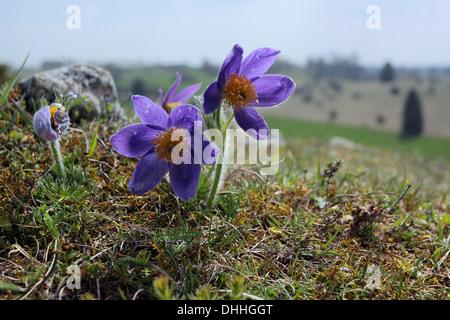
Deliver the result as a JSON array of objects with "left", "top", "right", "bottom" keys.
[
  {"left": 152, "top": 127, "right": 190, "bottom": 163},
  {"left": 223, "top": 73, "right": 258, "bottom": 111}
]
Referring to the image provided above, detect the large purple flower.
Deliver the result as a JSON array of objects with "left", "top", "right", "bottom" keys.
[
  {"left": 110, "top": 95, "right": 218, "bottom": 202},
  {"left": 159, "top": 72, "right": 201, "bottom": 113},
  {"left": 202, "top": 44, "right": 295, "bottom": 139}
]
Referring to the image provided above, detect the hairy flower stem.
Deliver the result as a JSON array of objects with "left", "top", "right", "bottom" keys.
[
  {"left": 49, "top": 139, "right": 65, "bottom": 178},
  {"left": 206, "top": 111, "right": 234, "bottom": 209}
]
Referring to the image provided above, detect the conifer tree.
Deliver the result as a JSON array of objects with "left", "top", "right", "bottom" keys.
[
  {"left": 380, "top": 62, "right": 395, "bottom": 82},
  {"left": 402, "top": 89, "right": 423, "bottom": 138}
]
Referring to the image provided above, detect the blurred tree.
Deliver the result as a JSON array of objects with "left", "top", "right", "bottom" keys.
[
  {"left": 306, "top": 55, "right": 364, "bottom": 81},
  {"left": 306, "top": 58, "right": 326, "bottom": 81},
  {"left": 380, "top": 62, "right": 395, "bottom": 82},
  {"left": 130, "top": 77, "right": 147, "bottom": 95},
  {"left": 269, "top": 59, "right": 304, "bottom": 79},
  {"left": 401, "top": 89, "right": 423, "bottom": 138}
]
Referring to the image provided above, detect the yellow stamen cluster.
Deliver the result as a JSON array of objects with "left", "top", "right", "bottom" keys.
[
  {"left": 49, "top": 104, "right": 65, "bottom": 119},
  {"left": 223, "top": 73, "right": 258, "bottom": 111},
  {"left": 49, "top": 104, "right": 67, "bottom": 130},
  {"left": 152, "top": 127, "right": 189, "bottom": 163},
  {"left": 164, "top": 101, "right": 181, "bottom": 113}
]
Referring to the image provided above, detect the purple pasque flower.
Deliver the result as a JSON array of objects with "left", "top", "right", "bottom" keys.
[
  {"left": 202, "top": 44, "right": 295, "bottom": 140},
  {"left": 33, "top": 103, "right": 70, "bottom": 141},
  {"left": 110, "top": 95, "right": 218, "bottom": 202},
  {"left": 159, "top": 72, "right": 201, "bottom": 113}
]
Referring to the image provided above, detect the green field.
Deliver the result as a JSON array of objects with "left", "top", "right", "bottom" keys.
[{"left": 264, "top": 116, "right": 450, "bottom": 162}]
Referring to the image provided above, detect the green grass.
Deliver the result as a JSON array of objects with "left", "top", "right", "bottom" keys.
[
  {"left": 1, "top": 105, "right": 449, "bottom": 300},
  {"left": 265, "top": 115, "right": 450, "bottom": 162}
]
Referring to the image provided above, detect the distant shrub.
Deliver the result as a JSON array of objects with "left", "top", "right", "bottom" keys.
[
  {"left": 328, "top": 79, "right": 342, "bottom": 92},
  {"left": 329, "top": 110, "right": 338, "bottom": 122},
  {"left": 379, "top": 62, "right": 395, "bottom": 82},
  {"left": 376, "top": 114, "right": 385, "bottom": 125},
  {"left": 401, "top": 89, "right": 423, "bottom": 138},
  {"left": 300, "top": 83, "right": 315, "bottom": 103},
  {"left": 390, "top": 86, "right": 400, "bottom": 96}
]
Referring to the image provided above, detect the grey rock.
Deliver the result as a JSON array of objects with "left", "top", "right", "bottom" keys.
[{"left": 19, "top": 64, "right": 125, "bottom": 122}]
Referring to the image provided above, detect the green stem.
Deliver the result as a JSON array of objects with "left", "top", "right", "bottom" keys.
[
  {"left": 222, "top": 112, "right": 234, "bottom": 135},
  {"left": 206, "top": 112, "right": 234, "bottom": 209},
  {"left": 49, "top": 139, "right": 65, "bottom": 178},
  {"left": 206, "top": 163, "right": 223, "bottom": 209}
]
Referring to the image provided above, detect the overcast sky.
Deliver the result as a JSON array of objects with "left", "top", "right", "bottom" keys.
[{"left": 1, "top": 0, "right": 449, "bottom": 69}]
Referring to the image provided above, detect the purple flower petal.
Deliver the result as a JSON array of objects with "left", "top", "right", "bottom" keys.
[
  {"left": 169, "top": 163, "right": 201, "bottom": 201},
  {"left": 172, "top": 82, "right": 201, "bottom": 103},
  {"left": 164, "top": 72, "right": 182, "bottom": 106},
  {"left": 217, "top": 44, "right": 243, "bottom": 87},
  {"left": 240, "top": 47, "right": 281, "bottom": 80},
  {"left": 191, "top": 121, "right": 219, "bottom": 165},
  {"left": 188, "top": 119, "right": 220, "bottom": 165},
  {"left": 251, "top": 75, "right": 295, "bottom": 107},
  {"left": 202, "top": 81, "right": 223, "bottom": 114},
  {"left": 110, "top": 124, "right": 160, "bottom": 158},
  {"left": 33, "top": 106, "right": 58, "bottom": 141},
  {"left": 128, "top": 152, "right": 169, "bottom": 194},
  {"left": 53, "top": 111, "right": 70, "bottom": 136},
  {"left": 169, "top": 104, "right": 199, "bottom": 131},
  {"left": 233, "top": 106, "right": 270, "bottom": 140},
  {"left": 198, "top": 137, "right": 220, "bottom": 165},
  {"left": 132, "top": 95, "right": 169, "bottom": 129}
]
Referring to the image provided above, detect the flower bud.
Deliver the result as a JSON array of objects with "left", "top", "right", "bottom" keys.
[{"left": 33, "top": 103, "right": 70, "bottom": 141}]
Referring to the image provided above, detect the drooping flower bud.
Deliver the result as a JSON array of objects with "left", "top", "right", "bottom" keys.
[{"left": 33, "top": 103, "right": 70, "bottom": 141}]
